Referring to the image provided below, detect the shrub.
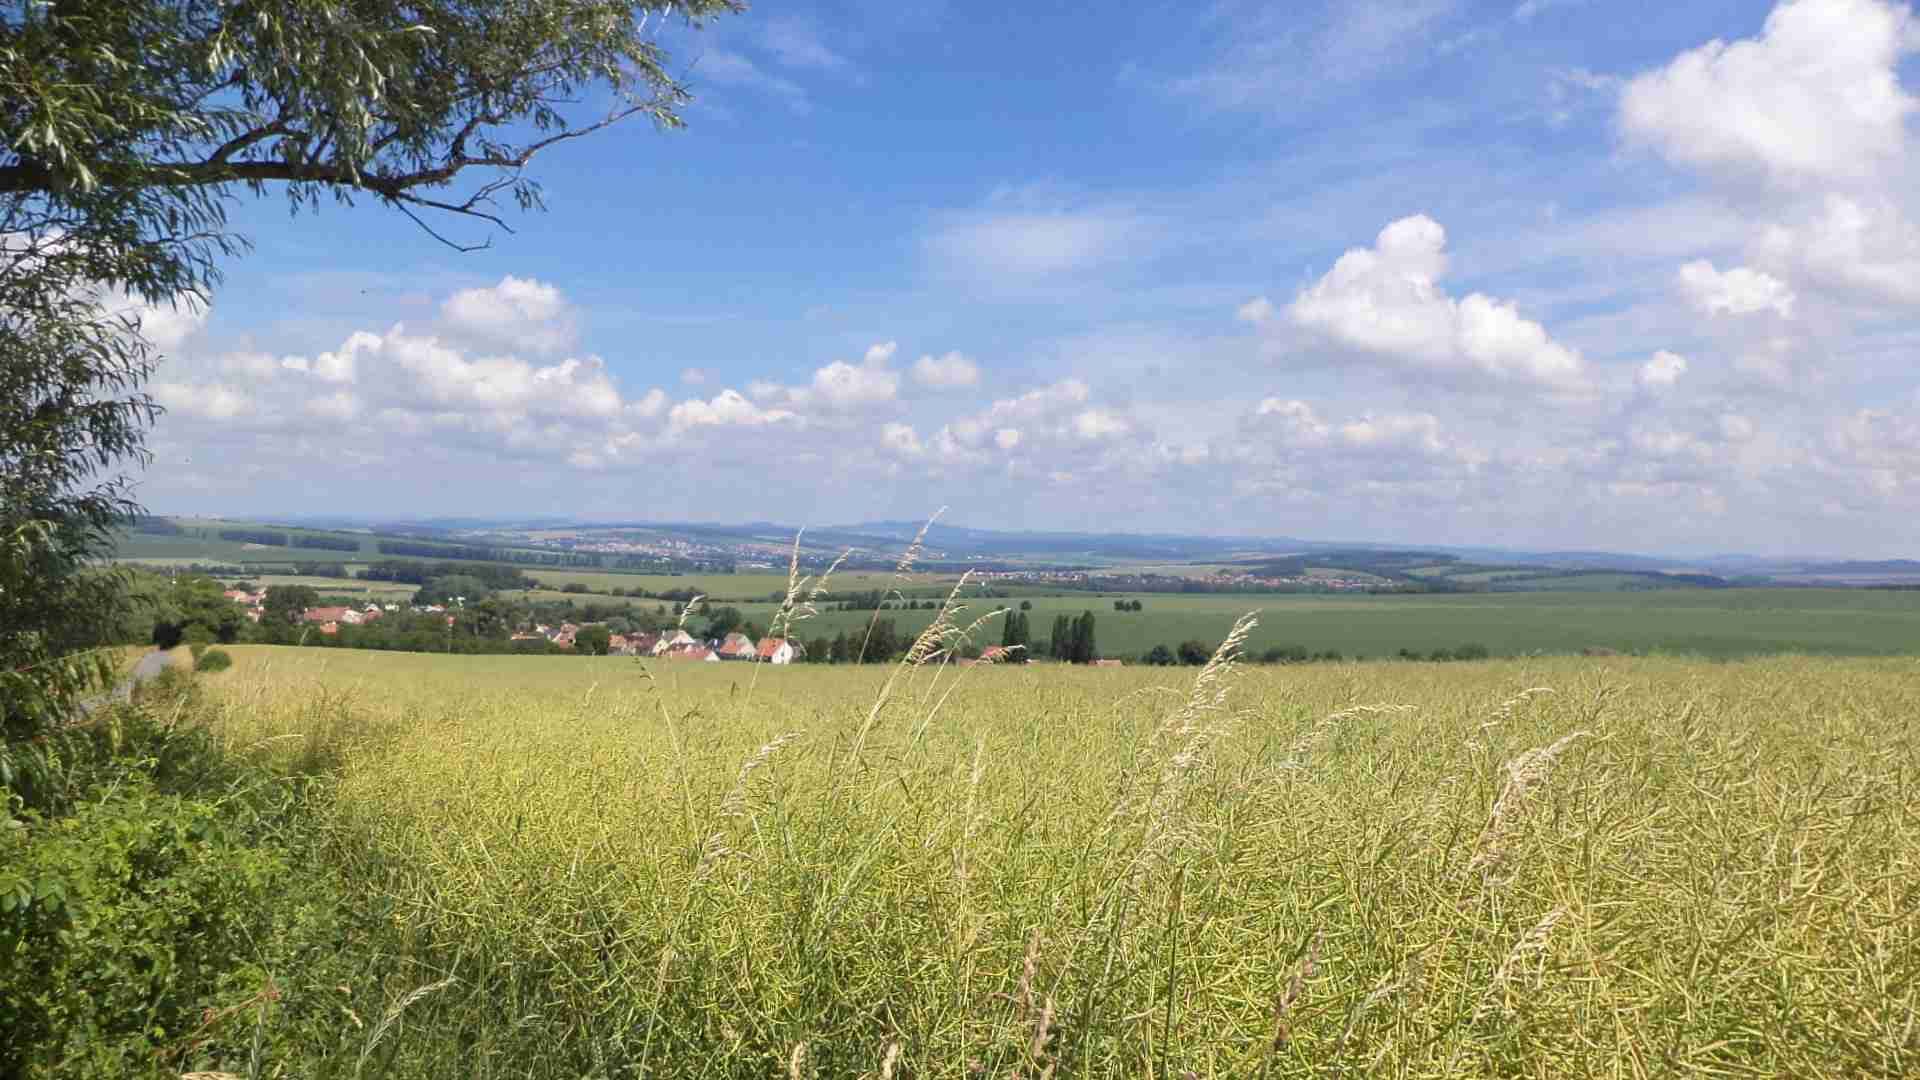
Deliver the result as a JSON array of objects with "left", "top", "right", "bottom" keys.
[
  {"left": 0, "top": 706, "right": 361, "bottom": 1078},
  {"left": 195, "top": 648, "right": 232, "bottom": 673}
]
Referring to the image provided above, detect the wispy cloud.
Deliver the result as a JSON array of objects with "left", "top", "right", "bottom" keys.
[
  {"left": 693, "top": 48, "right": 812, "bottom": 113},
  {"left": 1159, "top": 0, "right": 1463, "bottom": 115},
  {"left": 759, "top": 17, "right": 856, "bottom": 76},
  {"left": 1513, "top": 0, "right": 1591, "bottom": 22}
]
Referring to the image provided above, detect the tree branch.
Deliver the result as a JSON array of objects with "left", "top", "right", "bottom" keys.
[{"left": 206, "top": 120, "right": 290, "bottom": 165}]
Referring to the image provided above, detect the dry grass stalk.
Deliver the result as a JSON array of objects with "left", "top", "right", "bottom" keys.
[
  {"left": 1157, "top": 612, "right": 1260, "bottom": 749},
  {"left": 906, "top": 572, "right": 979, "bottom": 669},
  {"left": 1030, "top": 994, "right": 1056, "bottom": 1065},
  {"left": 1468, "top": 730, "right": 1591, "bottom": 879},
  {"left": 166, "top": 976, "right": 282, "bottom": 1066},
  {"left": 1485, "top": 906, "right": 1566, "bottom": 1015},
  {"left": 787, "top": 1040, "right": 808, "bottom": 1079},
  {"left": 769, "top": 530, "right": 852, "bottom": 642},
  {"left": 1158, "top": 614, "right": 1258, "bottom": 793},
  {"left": 918, "top": 603, "right": 1012, "bottom": 727},
  {"left": 720, "top": 730, "right": 806, "bottom": 818},
  {"left": 858, "top": 508, "right": 944, "bottom": 663},
  {"left": 1284, "top": 703, "right": 1416, "bottom": 767},
  {"left": 1336, "top": 952, "right": 1424, "bottom": 1059},
  {"left": 879, "top": 1040, "right": 902, "bottom": 1080},
  {"left": 953, "top": 737, "right": 986, "bottom": 888},
  {"left": 696, "top": 729, "right": 805, "bottom": 881},
  {"left": 1483, "top": 686, "right": 1556, "bottom": 729},
  {"left": 1272, "top": 930, "right": 1323, "bottom": 1051},
  {"left": 849, "top": 570, "right": 980, "bottom": 762},
  {"left": 1017, "top": 928, "right": 1041, "bottom": 1019},
  {"left": 675, "top": 596, "right": 706, "bottom": 633},
  {"left": 356, "top": 976, "right": 455, "bottom": 1078}
]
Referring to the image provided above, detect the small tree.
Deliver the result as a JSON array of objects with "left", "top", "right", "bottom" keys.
[
  {"left": 865, "top": 619, "right": 900, "bottom": 663},
  {"left": 1002, "top": 610, "right": 1030, "bottom": 651},
  {"left": 1070, "top": 612, "right": 1097, "bottom": 665},
  {"left": 1176, "top": 640, "right": 1212, "bottom": 666},
  {"left": 1143, "top": 644, "right": 1176, "bottom": 666},
  {"left": 574, "top": 625, "right": 612, "bottom": 656},
  {"left": 702, "top": 606, "right": 745, "bottom": 639}
]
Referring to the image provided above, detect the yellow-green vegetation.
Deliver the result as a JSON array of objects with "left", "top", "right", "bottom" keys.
[
  {"left": 202, "top": 642, "right": 1920, "bottom": 1075},
  {"left": 523, "top": 567, "right": 955, "bottom": 598},
  {"left": 251, "top": 574, "right": 416, "bottom": 598}
]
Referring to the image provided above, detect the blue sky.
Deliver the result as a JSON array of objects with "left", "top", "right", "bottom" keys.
[{"left": 138, "top": 0, "right": 1920, "bottom": 556}]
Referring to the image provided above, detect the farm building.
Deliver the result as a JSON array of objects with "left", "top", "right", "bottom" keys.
[
  {"left": 756, "top": 637, "right": 800, "bottom": 665},
  {"left": 716, "top": 632, "right": 758, "bottom": 661}
]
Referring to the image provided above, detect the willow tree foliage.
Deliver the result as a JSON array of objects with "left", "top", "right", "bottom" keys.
[{"left": 1, "top": 0, "right": 739, "bottom": 746}]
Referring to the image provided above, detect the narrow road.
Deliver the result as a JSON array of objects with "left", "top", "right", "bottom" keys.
[
  {"left": 118, "top": 649, "right": 173, "bottom": 701},
  {"left": 78, "top": 649, "right": 175, "bottom": 716}
]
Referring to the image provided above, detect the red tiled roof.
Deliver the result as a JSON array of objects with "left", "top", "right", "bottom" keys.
[{"left": 756, "top": 637, "right": 787, "bottom": 659}]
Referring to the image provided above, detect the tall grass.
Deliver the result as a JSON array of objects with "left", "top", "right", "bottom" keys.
[{"left": 203, "top": 642, "right": 1920, "bottom": 1076}]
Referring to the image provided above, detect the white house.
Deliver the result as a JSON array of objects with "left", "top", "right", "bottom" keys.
[{"left": 755, "top": 637, "right": 800, "bottom": 665}]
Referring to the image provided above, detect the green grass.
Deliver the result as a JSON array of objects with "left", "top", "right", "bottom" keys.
[
  {"left": 630, "top": 587, "right": 1920, "bottom": 660},
  {"left": 520, "top": 568, "right": 942, "bottom": 598},
  {"left": 249, "top": 574, "right": 417, "bottom": 598},
  {"left": 193, "top": 642, "right": 1920, "bottom": 1076}
]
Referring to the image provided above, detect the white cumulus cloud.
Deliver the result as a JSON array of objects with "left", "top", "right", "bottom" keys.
[
  {"left": 797, "top": 341, "right": 900, "bottom": 410},
  {"left": 152, "top": 381, "right": 251, "bottom": 420},
  {"left": 1638, "top": 350, "right": 1688, "bottom": 389},
  {"left": 1677, "top": 260, "right": 1796, "bottom": 317},
  {"left": 440, "top": 275, "right": 577, "bottom": 354},
  {"left": 880, "top": 422, "right": 924, "bottom": 456},
  {"left": 668, "top": 389, "right": 796, "bottom": 434},
  {"left": 1619, "top": 0, "right": 1917, "bottom": 186},
  {"left": 1071, "top": 408, "right": 1131, "bottom": 440},
  {"left": 1755, "top": 194, "right": 1920, "bottom": 306},
  {"left": 1236, "top": 296, "right": 1277, "bottom": 325},
  {"left": 913, "top": 351, "right": 981, "bottom": 388},
  {"left": 1285, "top": 215, "right": 1586, "bottom": 390}
]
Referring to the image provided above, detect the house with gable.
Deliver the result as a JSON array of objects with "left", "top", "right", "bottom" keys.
[
  {"left": 755, "top": 637, "right": 800, "bottom": 665},
  {"left": 715, "top": 632, "right": 757, "bottom": 661}
]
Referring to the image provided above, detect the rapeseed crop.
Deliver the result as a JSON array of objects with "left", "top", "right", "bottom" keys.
[{"left": 199, "top": 632, "right": 1920, "bottom": 1076}]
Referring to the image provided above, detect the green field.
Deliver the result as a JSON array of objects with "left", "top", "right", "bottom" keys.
[
  {"left": 116, "top": 518, "right": 379, "bottom": 563},
  {"left": 610, "top": 588, "right": 1920, "bottom": 660},
  {"left": 248, "top": 574, "right": 417, "bottom": 599},
  {"left": 520, "top": 568, "right": 946, "bottom": 598},
  {"left": 187, "top": 644, "right": 1920, "bottom": 1075}
]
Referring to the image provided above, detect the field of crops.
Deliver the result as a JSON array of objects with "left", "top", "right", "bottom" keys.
[
  {"left": 520, "top": 568, "right": 939, "bottom": 598},
  {"left": 249, "top": 574, "right": 415, "bottom": 598},
  {"left": 200, "top": 641, "right": 1920, "bottom": 1075},
  {"left": 624, "top": 587, "right": 1920, "bottom": 660}
]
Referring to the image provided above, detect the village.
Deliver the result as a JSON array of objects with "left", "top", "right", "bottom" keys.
[{"left": 217, "top": 587, "right": 811, "bottom": 662}]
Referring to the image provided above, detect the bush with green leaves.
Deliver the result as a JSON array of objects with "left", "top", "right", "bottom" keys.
[
  {"left": 1, "top": 685, "right": 332, "bottom": 1078},
  {"left": 195, "top": 648, "right": 232, "bottom": 673}
]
